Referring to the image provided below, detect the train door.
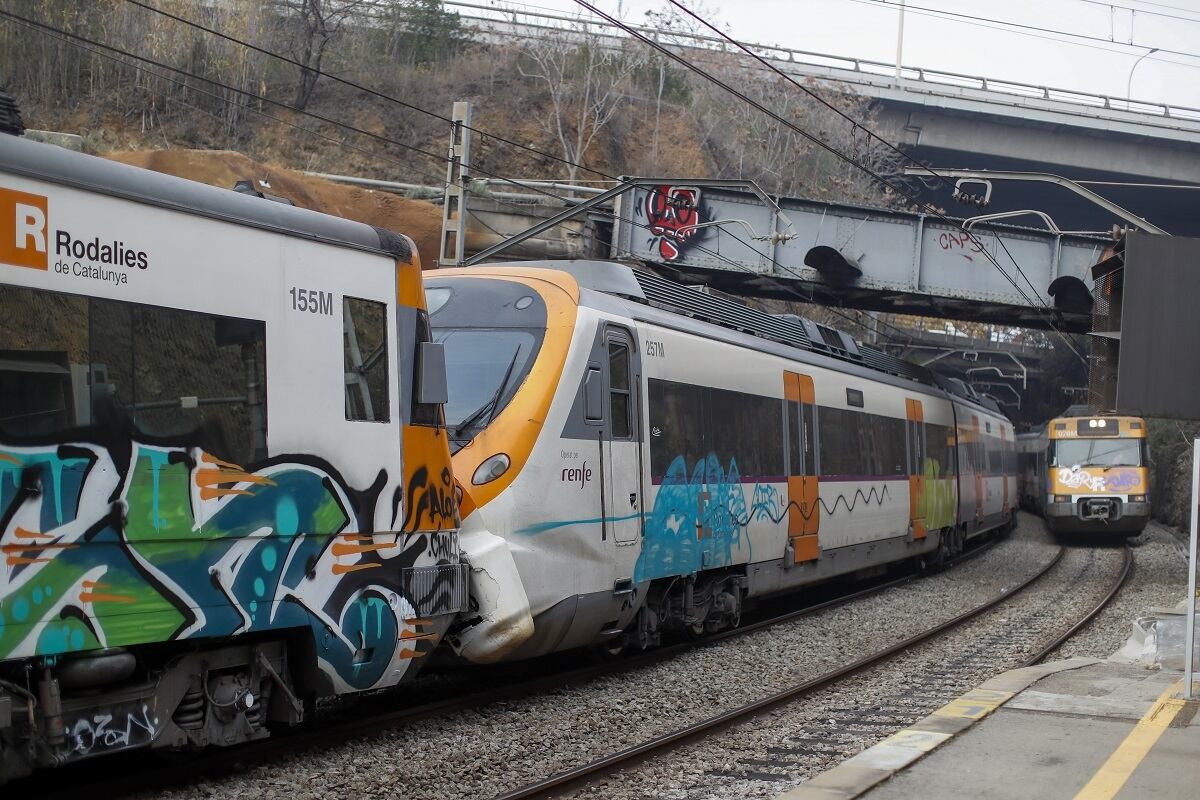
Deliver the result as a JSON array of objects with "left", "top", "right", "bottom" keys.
[
  {"left": 784, "top": 371, "right": 819, "bottom": 564},
  {"left": 1000, "top": 425, "right": 1010, "bottom": 515},
  {"left": 972, "top": 415, "right": 984, "bottom": 525},
  {"left": 601, "top": 326, "right": 642, "bottom": 545},
  {"left": 906, "top": 398, "right": 927, "bottom": 539}
]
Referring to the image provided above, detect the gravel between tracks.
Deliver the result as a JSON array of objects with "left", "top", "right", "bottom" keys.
[
  {"left": 560, "top": 526, "right": 1131, "bottom": 800},
  {"left": 145, "top": 515, "right": 1066, "bottom": 800},
  {"left": 1045, "top": 520, "right": 1189, "bottom": 661}
]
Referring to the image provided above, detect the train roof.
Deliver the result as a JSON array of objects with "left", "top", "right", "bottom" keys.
[
  {"left": 451, "top": 260, "right": 1007, "bottom": 418},
  {"left": 0, "top": 133, "right": 412, "bottom": 261}
]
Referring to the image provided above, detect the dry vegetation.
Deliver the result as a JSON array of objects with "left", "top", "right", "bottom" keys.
[{"left": 0, "top": 0, "right": 910, "bottom": 206}]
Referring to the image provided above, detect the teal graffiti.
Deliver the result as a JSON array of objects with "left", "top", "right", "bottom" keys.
[
  {"left": 514, "top": 511, "right": 643, "bottom": 536},
  {"left": 635, "top": 454, "right": 757, "bottom": 583}
]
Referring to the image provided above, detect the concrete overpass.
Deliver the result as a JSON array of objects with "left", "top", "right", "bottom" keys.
[{"left": 446, "top": 1, "right": 1200, "bottom": 234}]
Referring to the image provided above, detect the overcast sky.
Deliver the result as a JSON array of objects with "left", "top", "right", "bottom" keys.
[{"left": 466, "top": 0, "right": 1200, "bottom": 109}]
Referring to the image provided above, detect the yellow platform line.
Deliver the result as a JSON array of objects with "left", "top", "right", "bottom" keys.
[{"left": 1071, "top": 681, "right": 1187, "bottom": 800}]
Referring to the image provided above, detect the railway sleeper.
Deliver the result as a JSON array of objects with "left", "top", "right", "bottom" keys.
[{"left": 0, "top": 638, "right": 305, "bottom": 781}]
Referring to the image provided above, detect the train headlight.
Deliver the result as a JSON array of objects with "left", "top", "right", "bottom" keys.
[
  {"left": 472, "top": 453, "right": 511, "bottom": 485},
  {"left": 1053, "top": 494, "right": 1071, "bottom": 504},
  {"left": 1130, "top": 494, "right": 1146, "bottom": 503}
]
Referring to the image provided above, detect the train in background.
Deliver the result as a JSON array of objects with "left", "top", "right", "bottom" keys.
[
  {"left": 427, "top": 261, "right": 1017, "bottom": 663},
  {"left": 1017, "top": 413, "right": 1150, "bottom": 536},
  {"left": 0, "top": 134, "right": 465, "bottom": 780}
]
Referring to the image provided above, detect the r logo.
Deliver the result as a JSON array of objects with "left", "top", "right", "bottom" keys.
[{"left": 0, "top": 187, "right": 49, "bottom": 270}]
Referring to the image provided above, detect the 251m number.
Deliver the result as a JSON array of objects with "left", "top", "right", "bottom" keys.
[{"left": 289, "top": 287, "right": 333, "bottom": 316}]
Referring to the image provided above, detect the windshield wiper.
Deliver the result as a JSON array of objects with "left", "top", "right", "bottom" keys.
[{"left": 451, "top": 349, "right": 521, "bottom": 441}]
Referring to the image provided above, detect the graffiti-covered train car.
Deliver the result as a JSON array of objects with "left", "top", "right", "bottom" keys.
[
  {"left": 0, "top": 134, "right": 464, "bottom": 779},
  {"left": 426, "top": 261, "right": 1015, "bottom": 664},
  {"left": 1017, "top": 415, "right": 1150, "bottom": 536}
]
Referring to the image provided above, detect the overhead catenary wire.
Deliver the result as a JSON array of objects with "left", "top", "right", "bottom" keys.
[
  {"left": 665, "top": 0, "right": 1050, "bottom": 307},
  {"left": 854, "top": 0, "right": 1200, "bottom": 62},
  {"left": 835, "top": 0, "right": 1200, "bottom": 69},
  {"left": 120, "top": 0, "right": 618, "bottom": 183},
  {"left": 97, "top": 4, "right": 925, "bottom": 343},
  {"left": 1074, "top": 0, "right": 1200, "bottom": 24},
  {"left": 0, "top": 6, "right": 919, "bottom": 349},
  {"left": 594, "top": 0, "right": 1063, "bottom": 316},
  {"left": 128, "top": 0, "right": 1073, "bottom": 346},
  {"left": 573, "top": 0, "right": 1088, "bottom": 366}
]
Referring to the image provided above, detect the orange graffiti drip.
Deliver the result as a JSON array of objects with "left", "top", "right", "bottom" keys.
[
  {"left": 194, "top": 470, "right": 276, "bottom": 488},
  {"left": 200, "top": 452, "right": 243, "bottom": 470},
  {"left": 398, "top": 630, "right": 437, "bottom": 641},
  {"left": 78, "top": 592, "right": 136, "bottom": 604},
  {"left": 330, "top": 541, "right": 397, "bottom": 557},
  {"left": 407, "top": 618, "right": 433, "bottom": 627},
  {"left": 6, "top": 556, "right": 51, "bottom": 566},
  {"left": 2, "top": 542, "right": 77, "bottom": 553},
  {"left": 330, "top": 562, "right": 380, "bottom": 575},
  {"left": 396, "top": 648, "right": 427, "bottom": 659},
  {"left": 13, "top": 527, "right": 52, "bottom": 540},
  {"left": 198, "top": 488, "right": 254, "bottom": 500}
]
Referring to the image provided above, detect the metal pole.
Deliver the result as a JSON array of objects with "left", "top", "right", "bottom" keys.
[
  {"left": 894, "top": 0, "right": 905, "bottom": 82},
  {"left": 1126, "top": 48, "right": 1159, "bottom": 111},
  {"left": 438, "top": 101, "right": 473, "bottom": 267},
  {"left": 1185, "top": 437, "right": 1199, "bottom": 699}
]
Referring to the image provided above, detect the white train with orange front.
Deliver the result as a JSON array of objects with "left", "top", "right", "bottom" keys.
[{"left": 427, "top": 262, "right": 1016, "bottom": 662}]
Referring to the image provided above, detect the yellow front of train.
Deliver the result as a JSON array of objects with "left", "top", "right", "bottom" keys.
[
  {"left": 423, "top": 266, "right": 582, "bottom": 662},
  {"left": 1044, "top": 415, "right": 1150, "bottom": 535}
]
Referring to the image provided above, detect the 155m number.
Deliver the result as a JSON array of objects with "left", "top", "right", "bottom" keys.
[{"left": 289, "top": 287, "right": 333, "bottom": 316}]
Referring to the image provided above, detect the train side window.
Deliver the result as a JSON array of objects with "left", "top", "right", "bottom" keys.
[
  {"left": 344, "top": 297, "right": 389, "bottom": 423},
  {"left": 607, "top": 337, "right": 632, "bottom": 439},
  {"left": 0, "top": 284, "right": 89, "bottom": 437},
  {"left": 787, "top": 401, "right": 803, "bottom": 476},
  {"left": 648, "top": 378, "right": 704, "bottom": 478},
  {"left": 134, "top": 305, "right": 266, "bottom": 464}
]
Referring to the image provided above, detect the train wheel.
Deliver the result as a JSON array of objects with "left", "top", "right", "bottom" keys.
[
  {"left": 928, "top": 530, "right": 949, "bottom": 569},
  {"left": 631, "top": 607, "right": 658, "bottom": 651}
]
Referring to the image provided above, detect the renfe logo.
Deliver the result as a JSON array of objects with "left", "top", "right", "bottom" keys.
[
  {"left": 0, "top": 186, "right": 49, "bottom": 270},
  {"left": 561, "top": 462, "right": 593, "bottom": 488}
]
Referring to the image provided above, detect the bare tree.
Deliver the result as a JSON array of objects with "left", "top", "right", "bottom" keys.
[
  {"left": 641, "top": 3, "right": 726, "bottom": 172},
  {"left": 518, "top": 28, "right": 646, "bottom": 184},
  {"left": 275, "top": 0, "right": 369, "bottom": 111}
]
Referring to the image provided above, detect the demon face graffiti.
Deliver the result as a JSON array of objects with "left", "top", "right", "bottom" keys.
[{"left": 644, "top": 185, "right": 705, "bottom": 261}]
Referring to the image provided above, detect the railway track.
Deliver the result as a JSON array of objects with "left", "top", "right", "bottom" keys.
[
  {"left": 17, "top": 536, "right": 1004, "bottom": 800},
  {"left": 493, "top": 542, "right": 1132, "bottom": 800}
]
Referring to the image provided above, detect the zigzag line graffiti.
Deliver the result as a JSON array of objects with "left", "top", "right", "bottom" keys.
[
  {"left": 0, "top": 439, "right": 457, "bottom": 693},
  {"left": 745, "top": 483, "right": 894, "bottom": 525}
]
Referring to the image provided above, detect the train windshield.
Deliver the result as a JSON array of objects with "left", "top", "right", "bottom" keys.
[
  {"left": 425, "top": 279, "right": 547, "bottom": 452},
  {"left": 1053, "top": 438, "right": 1142, "bottom": 468}
]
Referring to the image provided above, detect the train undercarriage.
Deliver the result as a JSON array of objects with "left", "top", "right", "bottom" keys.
[{"left": 0, "top": 637, "right": 307, "bottom": 782}]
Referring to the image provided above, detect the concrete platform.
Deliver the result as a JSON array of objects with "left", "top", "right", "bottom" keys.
[{"left": 776, "top": 659, "right": 1199, "bottom": 800}]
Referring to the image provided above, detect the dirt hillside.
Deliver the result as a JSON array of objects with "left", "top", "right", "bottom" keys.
[{"left": 106, "top": 149, "right": 444, "bottom": 265}]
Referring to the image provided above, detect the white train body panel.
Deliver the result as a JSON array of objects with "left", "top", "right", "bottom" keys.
[{"left": 432, "top": 264, "right": 1015, "bottom": 662}]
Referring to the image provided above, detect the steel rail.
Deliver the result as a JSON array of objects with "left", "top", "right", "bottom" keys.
[
  {"left": 1022, "top": 544, "right": 1134, "bottom": 667},
  {"left": 19, "top": 534, "right": 1004, "bottom": 800},
  {"left": 491, "top": 544, "right": 1068, "bottom": 800}
]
